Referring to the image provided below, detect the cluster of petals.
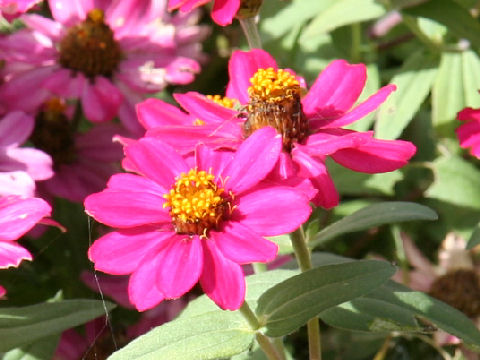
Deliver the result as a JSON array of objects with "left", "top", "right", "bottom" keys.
[
  {"left": 0, "top": 0, "right": 40, "bottom": 20},
  {"left": 0, "top": 0, "right": 208, "bottom": 135},
  {"left": 456, "top": 106, "right": 480, "bottom": 159},
  {"left": 138, "top": 49, "right": 417, "bottom": 208},
  {"left": 85, "top": 127, "right": 312, "bottom": 311},
  {"left": 169, "top": 0, "right": 239, "bottom": 26}
]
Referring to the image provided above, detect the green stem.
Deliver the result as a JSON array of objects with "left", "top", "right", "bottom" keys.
[
  {"left": 253, "top": 262, "right": 267, "bottom": 273},
  {"left": 290, "top": 227, "right": 321, "bottom": 360},
  {"left": 351, "top": 23, "right": 362, "bottom": 62},
  {"left": 402, "top": 15, "right": 442, "bottom": 53},
  {"left": 372, "top": 335, "right": 392, "bottom": 360},
  {"left": 238, "top": 302, "right": 284, "bottom": 360},
  {"left": 239, "top": 17, "right": 262, "bottom": 49}
]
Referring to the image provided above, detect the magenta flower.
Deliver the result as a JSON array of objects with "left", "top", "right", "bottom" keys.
[
  {"left": 0, "top": 111, "right": 53, "bottom": 190},
  {"left": 169, "top": 0, "right": 239, "bottom": 26},
  {"left": 0, "top": 0, "right": 41, "bottom": 20},
  {"left": 0, "top": 0, "right": 207, "bottom": 135},
  {"left": 456, "top": 106, "right": 480, "bottom": 158},
  {"left": 0, "top": 195, "right": 51, "bottom": 270},
  {"left": 139, "top": 49, "right": 416, "bottom": 208},
  {"left": 85, "top": 127, "right": 311, "bottom": 311}
]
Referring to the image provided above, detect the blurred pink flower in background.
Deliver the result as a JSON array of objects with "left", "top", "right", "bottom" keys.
[
  {"left": 169, "top": 0, "right": 240, "bottom": 26},
  {"left": 139, "top": 49, "right": 416, "bottom": 208},
  {"left": 0, "top": 0, "right": 208, "bottom": 135},
  {"left": 457, "top": 106, "right": 480, "bottom": 159},
  {"left": 0, "top": 0, "right": 41, "bottom": 20},
  {"left": 85, "top": 127, "right": 311, "bottom": 311}
]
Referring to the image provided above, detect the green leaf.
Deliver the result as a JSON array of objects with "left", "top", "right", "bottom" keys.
[
  {"left": 403, "top": 0, "right": 480, "bottom": 49},
  {"left": 256, "top": 260, "right": 396, "bottom": 337},
  {"left": 376, "top": 50, "right": 439, "bottom": 139},
  {"left": 0, "top": 300, "right": 115, "bottom": 352},
  {"left": 301, "top": 0, "right": 386, "bottom": 39},
  {"left": 108, "top": 311, "right": 254, "bottom": 360},
  {"left": 467, "top": 223, "right": 480, "bottom": 249},
  {"left": 320, "top": 281, "right": 480, "bottom": 349},
  {"left": 432, "top": 51, "right": 464, "bottom": 136},
  {"left": 462, "top": 51, "right": 480, "bottom": 108},
  {"left": 309, "top": 202, "right": 438, "bottom": 249},
  {"left": 426, "top": 155, "right": 480, "bottom": 209},
  {"left": 1, "top": 335, "right": 59, "bottom": 360}
]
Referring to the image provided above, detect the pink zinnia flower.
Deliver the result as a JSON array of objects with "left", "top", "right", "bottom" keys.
[
  {"left": 139, "top": 49, "right": 416, "bottom": 208},
  {"left": 0, "top": 194, "right": 51, "bottom": 292},
  {"left": 169, "top": 0, "right": 240, "bottom": 26},
  {"left": 85, "top": 127, "right": 311, "bottom": 311},
  {"left": 0, "top": 0, "right": 41, "bottom": 20},
  {"left": 0, "top": 0, "right": 207, "bottom": 135},
  {"left": 456, "top": 106, "right": 480, "bottom": 158},
  {"left": 0, "top": 111, "right": 53, "bottom": 191}
]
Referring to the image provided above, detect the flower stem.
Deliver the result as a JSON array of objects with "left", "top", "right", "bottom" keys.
[
  {"left": 239, "top": 17, "right": 262, "bottom": 49},
  {"left": 253, "top": 262, "right": 267, "bottom": 273},
  {"left": 372, "top": 335, "right": 392, "bottom": 360},
  {"left": 290, "top": 227, "right": 322, "bottom": 360},
  {"left": 238, "top": 302, "right": 284, "bottom": 360}
]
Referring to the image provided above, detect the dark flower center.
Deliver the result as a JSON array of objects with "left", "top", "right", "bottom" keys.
[
  {"left": 163, "top": 169, "right": 233, "bottom": 236},
  {"left": 429, "top": 269, "right": 480, "bottom": 318},
  {"left": 244, "top": 68, "right": 309, "bottom": 152},
  {"left": 31, "top": 99, "right": 77, "bottom": 169},
  {"left": 58, "top": 9, "right": 122, "bottom": 79}
]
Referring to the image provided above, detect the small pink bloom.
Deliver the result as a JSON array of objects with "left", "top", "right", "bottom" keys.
[
  {"left": 85, "top": 127, "right": 311, "bottom": 311},
  {"left": 456, "top": 106, "right": 480, "bottom": 158},
  {"left": 139, "top": 49, "right": 416, "bottom": 208},
  {"left": 0, "top": 0, "right": 207, "bottom": 135},
  {"left": 169, "top": 0, "right": 240, "bottom": 26}
]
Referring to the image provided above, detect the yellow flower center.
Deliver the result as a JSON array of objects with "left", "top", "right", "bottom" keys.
[
  {"left": 206, "top": 95, "right": 237, "bottom": 109},
  {"left": 245, "top": 68, "right": 308, "bottom": 151},
  {"left": 31, "top": 99, "right": 76, "bottom": 168},
  {"left": 58, "top": 9, "right": 122, "bottom": 79},
  {"left": 163, "top": 169, "right": 230, "bottom": 236}
]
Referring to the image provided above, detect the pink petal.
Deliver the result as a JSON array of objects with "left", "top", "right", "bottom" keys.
[
  {"left": 195, "top": 144, "right": 234, "bottom": 180},
  {"left": 174, "top": 92, "right": 237, "bottom": 125},
  {"left": 302, "top": 60, "right": 367, "bottom": 121},
  {"left": 0, "top": 241, "right": 32, "bottom": 268},
  {"left": 21, "top": 14, "right": 63, "bottom": 40},
  {"left": 0, "top": 111, "right": 34, "bottom": 147},
  {"left": 458, "top": 107, "right": 480, "bottom": 122},
  {"left": 0, "top": 196, "right": 51, "bottom": 241},
  {"left": 124, "top": 137, "right": 189, "bottom": 189},
  {"left": 292, "top": 148, "right": 339, "bottom": 208},
  {"left": 48, "top": 0, "right": 92, "bottom": 25},
  {"left": 331, "top": 137, "right": 416, "bottom": 173},
  {"left": 211, "top": 221, "right": 277, "bottom": 264},
  {"left": 80, "top": 271, "right": 133, "bottom": 308},
  {"left": 107, "top": 173, "right": 167, "bottom": 194},
  {"left": 313, "top": 85, "right": 396, "bottom": 129},
  {"left": 43, "top": 68, "right": 85, "bottom": 98},
  {"left": 155, "top": 234, "right": 203, "bottom": 299},
  {"left": 84, "top": 189, "right": 170, "bottom": 228},
  {"left": 82, "top": 77, "right": 123, "bottom": 122},
  {"left": 234, "top": 186, "right": 311, "bottom": 236},
  {"left": 137, "top": 98, "right": 191, "bottom": 130},
  {"left": 5, "top": 147, "right": 53, "bottom": 181},
  {"left": 211, "top": 0, "right": 240, "bottom": 26},
  {"left": 0, "top": 285, "right": 5, "bottom": 297},
  {"left": 222, "top": 127, "right": 281, "bottom": 194},
  {"left": 0, "top": 171, "right": 35, "bottom": 197},
  {"left": 200, "top": 239, "right": 245, "bottom": 310},
  {"left": 226, "top": 49, "right": 278, "bottom": 104},
  {"left": 88, "top": 229, "right": 174, "bottom": 275},
  {"left": 128, "top": 254, "right": 166, "bottom": 311}
]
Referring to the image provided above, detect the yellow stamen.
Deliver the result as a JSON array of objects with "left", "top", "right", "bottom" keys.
[
  {"left": 248, "top": 68, "right": 300, "bottom": 103},
  {"left": 206, "top": 94, "right": 237, "bottom": 109},
  {"left": 192, "top": 118, "right": 205, "bottom": 126}
]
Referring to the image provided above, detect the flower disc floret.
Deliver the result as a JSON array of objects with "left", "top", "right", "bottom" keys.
[
  {"left": 163, "top": 169, "right": 229, "bottom": 235},
  {"left": 206, "top": 95, "right": 237, "bottom": 109},
  {"left": 58, "top": 9, "right": 122, "bottom": 79},
  {"left": 245, "top": 68, "right": 308, "bottom": 151}
]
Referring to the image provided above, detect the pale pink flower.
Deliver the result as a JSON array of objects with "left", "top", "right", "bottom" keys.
[
  {"left": 85, "top": 127, "right": 311, "bottom": 311},
  {"left": 169, "top": 0, "right": 240, "bottom": 26},
  {"left": 0, "top": 0, "right": 41, "bottom": 20},
  {"left": 139, "top": 49, "right": 416, "bottom": 208},
  {"left": 0, "top": 0, "right": 207, "bottom": 135},
  {"left": 457, "top": 106, "right": 480, "bottom": 159}
]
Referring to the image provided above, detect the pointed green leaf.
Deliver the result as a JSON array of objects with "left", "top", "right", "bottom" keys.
[
  {"left": 309, "top": 202, "right": 438, "bottom": 249},
  {"left": 376, "top": 50, "right": 439, "bottom": 140},
  {"left": 320, "top": 281, "right": 480, "bottom": 350},
  {"left": 2, "top": 335, "right": 59, "bottom": 360},
  {"left": 426, "top": 155, "right": 480, "bottom": 209},
  {"left": 256, "top": 260, "right": 396, "bottom": 337},
  {"left": 301, "top": 0, "right": 385, "bottom": 39},
  {"left": 432, "top": 51, "right": 464, "bottom": 136},
  {"left": 0, "top": 300, "right": 115, "bottom": 352}
]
